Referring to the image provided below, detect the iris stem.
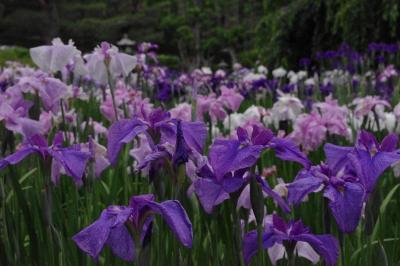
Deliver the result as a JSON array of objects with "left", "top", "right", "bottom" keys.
[
  {"left": 59, "top": 99, "right": 69, "bottom": 144},
  {"left": 231, "top": 202, "right": 245, "bottom": 266},
  {"left": 339, "top": 231, "right": 346, "bottom": 266},
  {"left": 286, "top": 244, "right": 296, "bottom": 266},
  {"left": 106, "top": 63, "right": 119, "bottom": 121},
  {"left": 256, "top": 223, "right": 264, "bottom": 264},
  {"left": 323, "top": 198, "right": 331, "bottom": 233}
]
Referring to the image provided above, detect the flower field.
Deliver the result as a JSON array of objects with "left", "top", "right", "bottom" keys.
[{"left": 1, "top": 40, "right": 400, "bottom": 266}]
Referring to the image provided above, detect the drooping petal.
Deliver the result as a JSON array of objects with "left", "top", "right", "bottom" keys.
[
  {"left": 243, "top": 230, "right": 281, "bottom": 265},
  {"left": 51, "top": 148, "right": 91, "bottom": 184},
  {"left": 142, "top": 200, "right": 193, "bottom": 248},
  {"left": 323, "top": 182, "right": 365, "bottom": 233},
  {"left": 269, "top": 137, "right": 311, "bottom": 169},
  {"left": 72, "top": 205, "right": 133, "bottom": 260},
  {"left": 287, "top": 170, "right": 324, "bottom": 205},
  {"left": 293, "top": 234, "right": 339, "bottom": 266},
  {"left": 106, "top": 225, "right": 135, "bottom": 261},
  {"left": 72, "top": 218, "right": 112, "bottom": 260},
  {"left": 181, "top": 121, "right": 207, "bottom": 153},
  {"left": 0, "top": 147, "right": 38, "bottom": 170},
  {"left": 256, "top": 176, "right": 290, "bottom": 213},
  {"left": 107, "top": 119, "right": 148, "bottom": 165},
  {"left": 194, "top": 178, "right": 230, "bottom": 213}
]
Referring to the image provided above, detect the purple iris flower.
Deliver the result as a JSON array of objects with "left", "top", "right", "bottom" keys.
[
  {"left": 330, "top": 130, "right": 400, "bottom": 193},
  {"left": 107, "top": 118, "right": 149, "bottom": 165},
  {"left": 288, "top": 130, "right": 400, "bottom": 233},
  {"left": 193, "top": 138, "right": 265, "bottom": 213},
  {"left": 0, "top": 133, "right": 91, "bottom": 185},
  {"left": 288, "top": 161, "right": 365, "bottom": 233},
  {"left": 193, "top": 126, "right": 310, "bottom": 213},
  {"left": 156, "top": 80, "right": 172, "bottom": 102},
  {"left": 72, "top": 194, "right": 192, "bottom": 261},
  {"left": 108, "top": 109, "right": 207, "bottom": 164},
  {"left": 251, "top": 78, "right": 268, "bottom": 91},
  {"left": 238, "top": 126, "right": 310, "bottom": 169},
  {"left": 243, "top": 214, "right": 339, "bottom": 266}
]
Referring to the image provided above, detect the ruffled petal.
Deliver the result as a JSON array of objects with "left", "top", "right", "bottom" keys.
[{"left": 107, "top": 119, "right": 148, "bottom": 165}]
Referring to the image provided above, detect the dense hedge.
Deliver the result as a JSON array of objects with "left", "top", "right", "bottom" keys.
[{"left": 1, "top": 0, "right": 400, "bottom": 69}]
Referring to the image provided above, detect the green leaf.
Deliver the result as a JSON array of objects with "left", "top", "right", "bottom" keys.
[{"left": 372, "top": 184, "right": 400, "bottom": 241}]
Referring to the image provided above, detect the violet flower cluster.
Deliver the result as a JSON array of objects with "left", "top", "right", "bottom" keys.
[{"left": 2, "top": 38, "right": 400, "bottom": 265}]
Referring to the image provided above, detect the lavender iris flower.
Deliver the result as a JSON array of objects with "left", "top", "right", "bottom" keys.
[
  {"left": 15, "top": 75, "right": 68, "bottom": 113},
  {"left": 193, "top": 126, "right": 310, "bottom": 213},
  {"left": 85, "top": 42, "right": 137, "bottom": 85},
  {"left": 0, "top": 133, "right": 90, "bottom": 185},
  {"left": 243, "top": 214, "right": 339, "bottom": 266},
  {"left": 30, "top": 38, "right": 84, "bottom": 74},
  {"left": 72, "top": 194, "right": 193, "bottom": 261}
]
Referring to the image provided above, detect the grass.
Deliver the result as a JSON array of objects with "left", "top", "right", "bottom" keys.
[{"left": 0, "top": 47, "right": 33, "bottom": 67}]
